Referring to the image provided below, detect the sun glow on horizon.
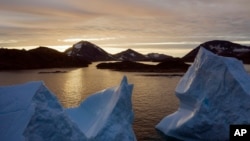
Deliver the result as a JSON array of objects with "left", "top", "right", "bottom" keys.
[
  {"left": 1, "top": 43, "right": 194, "bottom": 57},
  {"left": 3, "top": 45, "right": 71, "bottom": 52},
  {"left": 2, "top": 39, "right": 250, "bottom": 57}
]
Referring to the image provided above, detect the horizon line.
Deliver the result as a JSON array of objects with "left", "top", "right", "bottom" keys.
[{"left": 1, "top": 40, "right": 250, "bottom": 57}]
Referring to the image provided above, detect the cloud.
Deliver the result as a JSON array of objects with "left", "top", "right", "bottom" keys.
[
  {"left": 0, "top": 39, "right": 18, "bottom": 44},
  {"left": 0, "top": 0, "right": 100, "bottom": 30},
  {"left": 0, "top": 0, "right": 250, "bottom": 54}
]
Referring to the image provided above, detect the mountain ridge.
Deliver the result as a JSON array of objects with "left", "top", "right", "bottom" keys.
[
  {"left": 113, "top": 48, "right": 148, "bottom": 61},
  {"left": 182, "top": 40, "right": 250, "bottom": 63},
  {"left": 67, "top": 40, "right": 250, "bottom": 63},
  {"left": 66, "top": 41, "right": 176, "bottom": 62},
  {"left": 65, "top": 41, "right": 114, "bottom": 61},
  {"left": 0, "top": 46, "right": 90, "bottom": 70},
  {"left": 1, "top": 40, "right": 250, "bottom": 70}
]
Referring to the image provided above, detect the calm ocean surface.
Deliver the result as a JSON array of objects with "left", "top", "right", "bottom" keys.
[{"left": 1, "top": 63, "right": 250, "bottom": 141}]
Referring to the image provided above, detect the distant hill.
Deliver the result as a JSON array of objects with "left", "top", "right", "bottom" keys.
[
  {"left": 0, "top": 47, "right": 90, "bottom": 70},
  {"left": 3, "top": 40, "right": 248, "bottom": 70},
  {"left": 65, "top": 41, "right": 114, "bottom": 61},
  {"left": 146, "top": 53, "right": 173, "bottom": 62},
  {"left": 113, "top": 49, "right": 148, "bottom": 61},
  {"left": 113, "top": 49, "right": 173, "bottom": 62},
  {"left": 182, "top": 40, "right": 250, "bottom": 64},
  {"left": 65, "top": 41, "right": 174, "bottom": 62}
]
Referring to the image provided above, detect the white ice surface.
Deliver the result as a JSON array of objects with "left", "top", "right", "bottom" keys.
[
  {"left": 23, "top": 83, "right": 86, "bottom": 141},
  {"left": 0, "top": 76, "right": 136, "bottom": 141},
  {"left": 156, "top": 48, "right": 250, "bottom": 141},
  {"left": 0, "top": 81, "right": 86, "bottom": 141},
  {"left": 0, "top": 82, "right": 40, "bottom": 141},
  {"left": 66, "top": 76, "right": 136, "bottom": 141}
]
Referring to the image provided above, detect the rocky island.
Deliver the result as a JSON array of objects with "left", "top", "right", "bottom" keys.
[{"left": 96, "top": 58, "right": 189, "bottom": 73}]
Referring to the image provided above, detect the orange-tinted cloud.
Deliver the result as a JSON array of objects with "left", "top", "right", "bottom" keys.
[{"left": 0, "top": 0, "right": 250, "bottom": 53}]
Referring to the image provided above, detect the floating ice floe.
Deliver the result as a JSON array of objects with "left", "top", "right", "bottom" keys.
[
  {"left": 0, "top": 76, "right": 136, "bottom": 141},
  {"left": 156, "top": 47, "right": 250, "bottom": 141}
]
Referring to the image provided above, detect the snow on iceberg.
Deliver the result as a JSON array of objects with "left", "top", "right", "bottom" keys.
[
  {"left": 0, "top": 81, "right": 86, "bottom": 141},
  {"left": 0, "top": 82, "right": 41, "bottom": 141},
  {"left": 65, "top": 76, "right": 136, "bottom": 141},
  {"left": 156, "top": 47, "right": 250, "bottom": 141},
  {"left": 0, "top": 76, "right": 136, "bottom": 141}
]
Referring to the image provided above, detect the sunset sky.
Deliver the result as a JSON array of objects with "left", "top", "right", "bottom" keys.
[{"left": 1, "top": 0, "right": 250, "bottom": 57}]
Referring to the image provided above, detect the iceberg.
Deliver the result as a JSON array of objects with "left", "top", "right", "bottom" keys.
[
  {"left": 0, "top": 76, "right": 136, "bottom": 141},
  {"left": 66, "top": 76, "right": 136, "bottom": 141},
  {"left": 156, "top": 48, "right": 250, "bottom": 141},
  {"left": 0, "top": 82, "right": 40, "bottom": 141},
  {"left": 0, "top": 81, "right": 86, "bottom": 141}
]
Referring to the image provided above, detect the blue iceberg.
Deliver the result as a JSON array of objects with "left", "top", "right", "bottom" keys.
[
  {"left": 156, "top": 48, "right": 250, "bottom": 141},
  {"left": 0, "top": 76, "right": 136, "bottom": 141},
  {"left": 66, "top": 76, "right": 136, "bottom": 141}
]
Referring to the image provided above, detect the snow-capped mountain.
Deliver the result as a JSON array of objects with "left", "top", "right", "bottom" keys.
[
  {"left": 113, "top": 49, "right": 173, "bottom": 61},
  {"left": 65, "top": 41, "right": 175, "bottom": 62},
  {"left": 113, "top": 49, "right": 148, "bottom": 61},
  {"left": 146, "top": 53, "right": 173, "bottom": 62},
  {"left": 182, "top": 40, "right": 250, "bottom": 63},
  {"left": 66, "top": 41, "right": 114, "bottom": 61}
]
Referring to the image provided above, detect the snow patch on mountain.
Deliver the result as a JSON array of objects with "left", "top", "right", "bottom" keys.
[{"left": 74, "top": 43, "right": 82, "bottom": 49}]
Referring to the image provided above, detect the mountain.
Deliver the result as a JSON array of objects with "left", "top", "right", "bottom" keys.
[
  {"left": 65, "top": 41, "right": 175, "bottom": 62},
  {"left": 113, "top": 49, "right": 174, "bottom": 62},
  {"left": 0, "top": 47, "right": 89, "bottom": 70},
  {"left": 113, "top": 49, "right": 148, "bottom": 61},
  {"left": 182, "top": 40, "right": 250, "bottom": 63},
  {"left": 146, "top": 53, "right": 173, "bottom": 62},
  {"left": 66, "top": 41, "right": 114, "bottom": 62}
]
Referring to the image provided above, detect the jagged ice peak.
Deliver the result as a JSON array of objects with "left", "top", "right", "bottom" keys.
[{"left": 156, "top": 47, "right": 250, "bottom": 141}]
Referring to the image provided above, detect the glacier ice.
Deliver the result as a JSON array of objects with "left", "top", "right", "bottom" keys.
[
  {"left": 0, "top": 81, "right": 86, "bottom": 141},
  {"left": 156, "top": 47, "right": 250, "bottom": 141},
  {"left": 23, "top": 83, "right": 87, "bottom": 141},
  {"left": 0, "top": 76, "right": 136, "bottom": 141},
  {"left": 0, "top": 82, "right": 41, "bottom": 141},
  {"left": 66, "top": 76, "right": 136, "bottom": 141}
]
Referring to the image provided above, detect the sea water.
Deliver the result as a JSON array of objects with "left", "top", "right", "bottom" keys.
[{"left": 0, "top": 63, "right": 249, "bottom": 140}]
